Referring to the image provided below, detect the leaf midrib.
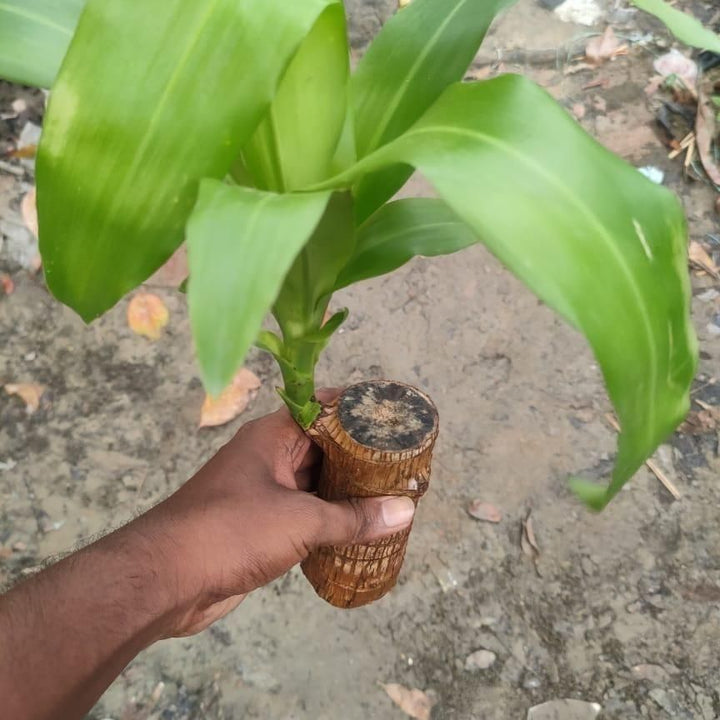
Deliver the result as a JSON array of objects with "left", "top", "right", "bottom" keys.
[
  {"left": 83, "top": 0, "right": 222, "bottom": 306},
  {"left": 361, "top": 0, "right": 471, "bottom": 155},
  {"left": 0, "top": 2, "right": 74, "bottom": 35}
]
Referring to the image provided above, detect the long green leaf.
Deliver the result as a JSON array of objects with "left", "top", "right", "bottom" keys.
[
  {"left": 187, "top": 181, "right": 331, "bottom": 395},
  {"left": 325, "top": 74, "right": 697, "bottom": 509},
  {"left": 350, "top": 0, "right": 515, "bottom": 222},
  {"left": 37, "top": 0, "right": 335, "bottom": 322},
  {"left": 632, "top": 0, "right": 720, "bottom": 52},
  {"left": 0, "top": 0, "right": 84, "bottom": 88},
  {"left": 336, "top": 198, "right": 478, "bottom": 288},
  {"left": 243, "top": 3, "right": 349, "bottom": 191}
]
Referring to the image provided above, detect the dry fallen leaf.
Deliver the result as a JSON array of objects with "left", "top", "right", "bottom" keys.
[
  {"left": 689, "top": 241, "right": 720, "bottom": 279},
  {"left": 127, "top": 293, "right": 170, "bottom": 340},
  {"left": 0, "top": 273, "right": 14, "bottom": 295},
  {"left": 521, "top": 511, "right": 541, "bottom": 569},
  {"left": 380, "top": 683, "right": 435, "bottom": 720},
  {"left": 585, "top": 27, "right": 625, "bottom": 65},
  {"left": 200, "top": 368, "right": 262, "bottom": 429},
  {"left": 468, "top": 500, "right": 502, "bottom": 524},
  {"left": 21, "top": 187, "right": 38, "bottom": 237},
  {"left": 4, "top": 383, "right": 45, "bottom": 414},
  {"left": 653, "top": 49, "right": 698, "bottom": 92},
  {"left": 9, "top": 144, "right": 37, "bottom": 160}
]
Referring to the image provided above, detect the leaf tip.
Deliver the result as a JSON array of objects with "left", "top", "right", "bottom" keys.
[{"left": 568, "top": 477, "right": 609, "bottom": 512}]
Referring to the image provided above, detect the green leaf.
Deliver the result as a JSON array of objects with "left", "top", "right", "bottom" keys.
[
  {"left": 0, "top": 0, "right": 84, "bottom": 88},
  {"left": 350, "top": 0, "right": 515, "bottom": 220},
  {"left": 243, "top": 3, "right": 349, "bottom": 192},
  {"left": 274, "top": 192, "right": 356, "bottom": 337},
  {"left": 337, "top": 198, "right": 478, "bottom": 288},
  {"left": 351, "top": 0, "right": 515, "bottom": 156},
  {"left": 325, "top": 74, "right": 698, "bottom": 509},
  {"left": 631, "top": 0, "right": 720, "bottom": 53},
  {"left": 187, "top": 181, "right": 331, "bottom": 395},
  {"left": 37, "top": 0, "right": 336, "bottom": 322}
]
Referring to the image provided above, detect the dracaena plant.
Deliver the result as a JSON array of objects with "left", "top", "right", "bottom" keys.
[{"left": 0, "top": 0, "right": 698, "bottom": 510}]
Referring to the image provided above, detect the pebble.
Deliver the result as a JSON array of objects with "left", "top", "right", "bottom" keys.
[
  {"left": 631, "top": 664, "right": 670, "bottom": 684},
  {"left": 465, "top": 650, "right": 497, "bottom": 671},
  {"left": 527, "top": 699, "right": 601, "bottom": 720}
]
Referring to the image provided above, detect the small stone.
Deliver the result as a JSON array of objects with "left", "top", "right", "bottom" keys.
[
  {"left": 465, "top": 650, "right": 497, "bottom": 671},
  {"left": 122, "top": 474, "right": 142, "bottom": 490},
  {"left": 527, "top": 699, "right": 602, "bottom": 720},
  {"left": 697, "top": 289, "right": 719, "bottom": 302},
  {"left": 12, "top": 541, "right": 27, "bottom": 552},
  {"left": 631, "top": 664, "right": 670, "bottom": 684},
  {"left": 649, "top": 688, "right": 689, "bottom": 717},
  {"left": 11, "top": 98, "right": 27, "bottom": 114}
]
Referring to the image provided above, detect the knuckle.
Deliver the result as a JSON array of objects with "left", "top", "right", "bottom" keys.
[{"left": 347, "top": 497, "right": 374, "bottom": 544}]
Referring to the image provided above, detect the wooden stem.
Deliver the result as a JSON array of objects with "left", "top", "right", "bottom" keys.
[{"left": 301, "top": 381, "right": 439, "bottom": 609}]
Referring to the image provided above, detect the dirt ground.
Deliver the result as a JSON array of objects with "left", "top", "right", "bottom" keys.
[{"left": 2, "top": 1, "right": 720, "bottom": 718}]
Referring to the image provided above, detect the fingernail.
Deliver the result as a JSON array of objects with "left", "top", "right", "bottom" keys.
[{"left": 381, "top": 496, "right": 416, "bottom": 528}]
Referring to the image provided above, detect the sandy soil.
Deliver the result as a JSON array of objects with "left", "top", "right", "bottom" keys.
[{"left": 1, "top": 1, "right": 720, "bottom": 718}]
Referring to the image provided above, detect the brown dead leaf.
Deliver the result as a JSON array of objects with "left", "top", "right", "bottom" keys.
[
  {"left": 653, "top": 49, "right": 698, "bottom": 93},
  {"left": 680, "top": 409, "right": 719, "bottom": 435},
  {"left": 468, "top": 500, "right": 502, "bottom": 524},
  {"left": 0, "top": 274, "right": 14, "bottom": 295},
  {"left": 21, "top": 187, "right": 38, "bottom": 237},
  {"left": 4, "top": 383, "right": 45, "bottom": 414},
  {"left": 680, "top": 399, "right": 720, "bottom": 435},
  {"left": 8, "top": 144, "right": 37, "bottom": 159},
  {"left": 127, "top": 293, "right": 169, "bottom": 340},
  {"left": 695, "top": 90, "right": 720, "bottom": 188},
  {"left": 380, "top": 683, "right": 435, "bottom": 720},
  {"left": 689, "top": 241, "right": 720, "bottom": 279},
  {"left": 200, "top": 368, "right": 262, "bottom": 429},
  {"left": 585, "top": 27, "right": 626, "bottom": 65},
  {"left": 521, "top": 511, "right": 541, "bottom": 569}
]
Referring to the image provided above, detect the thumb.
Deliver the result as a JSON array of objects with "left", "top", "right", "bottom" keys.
[{"left": 312, "top": 495, "right": 416, "bottom": 547}]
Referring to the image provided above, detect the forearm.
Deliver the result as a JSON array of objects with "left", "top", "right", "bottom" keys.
[{"left": 0, "top": 519, "right": 188, "bottom": 720}]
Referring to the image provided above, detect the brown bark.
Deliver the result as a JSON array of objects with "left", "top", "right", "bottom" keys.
[{"left": 302, "top": 381, "right": 439, "bottom": 609}]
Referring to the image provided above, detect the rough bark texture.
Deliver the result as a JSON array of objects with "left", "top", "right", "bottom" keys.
[{"left": 301, "top": 381, "right": 439, "bottom": 608}]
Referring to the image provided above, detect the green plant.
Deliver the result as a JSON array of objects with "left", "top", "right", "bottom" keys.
[
  {"left": 631, "top": 0, "right": 720, "bottom": 53},
  {"left": 0, "top": 0, "right": 698, "bottom": 509}
]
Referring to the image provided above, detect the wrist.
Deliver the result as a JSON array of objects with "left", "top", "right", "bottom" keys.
[{"left": 101, "top": 512, "right": 205, "bottom": 642}]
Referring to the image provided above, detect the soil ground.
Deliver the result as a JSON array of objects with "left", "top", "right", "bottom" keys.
[{"left": 2, "top": 1, "right": 720, "bottom": 718}]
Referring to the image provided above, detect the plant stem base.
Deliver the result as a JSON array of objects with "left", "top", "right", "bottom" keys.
[{"left": 301, "top": 381, "right": 439, "bottom": 609}]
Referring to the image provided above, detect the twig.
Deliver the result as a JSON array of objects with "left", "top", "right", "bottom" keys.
[
  {"left": 604, "top": 414, "right": 681, "bottom": 500},
  {"left": 669, "top": 132, "right": 695, "bottom": 160}
]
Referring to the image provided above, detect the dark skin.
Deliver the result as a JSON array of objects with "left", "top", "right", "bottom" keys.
[{"left": 0, "top": 394, "right": 416, "bottom": 720}]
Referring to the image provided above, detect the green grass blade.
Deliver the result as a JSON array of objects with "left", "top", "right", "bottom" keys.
[
  {"left": 187, "top": 182, "right": 331, "bottom": 395},
  {"left": 336, "top": 198, "right": 478, "bottom": 288},
  {"left": 327, "top": 75, "right": 698, "bottom": 509},
  {"left": 37, "top": 0, "right": 335, "bottom": 321},
  {"left": 0, "top": 0, "right": 84, "bottom": 88},
  {"left": 632, "top": 0, "right": 720, "bottom": 52}
]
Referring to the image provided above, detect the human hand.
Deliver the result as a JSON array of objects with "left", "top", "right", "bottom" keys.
[{"left": 132, "top": 393, "right": 416, "bottom": 636}]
